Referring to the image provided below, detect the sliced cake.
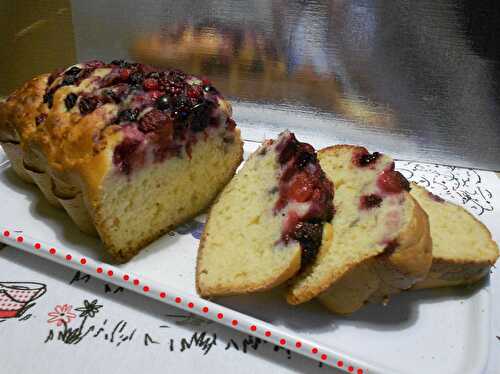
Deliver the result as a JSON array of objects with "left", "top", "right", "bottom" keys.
[
  {"left": 287, "top": 145, "right": 432, "bottom": 314},
  {"left": 0, "top": 60, "right": 243, "bottom": 262},
  {"left": 196, "top": 131, "right": 334, "bottom": 297},
  {"left": 410, "top": 183, "right": 499, "bottom": 289}
]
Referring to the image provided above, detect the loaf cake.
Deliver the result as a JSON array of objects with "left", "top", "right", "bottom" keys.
[
  {"left": 410, "top": 183, "right": 499, "bottom": 289},
  {"left": 0, "top": 60, "right": 243, "bottom": 262},
  {"left": 196, "top": 131, "right": 334, "bottom": 297},
  {"left": 287, "top": 145, "right": 433, "bottom": 314}
]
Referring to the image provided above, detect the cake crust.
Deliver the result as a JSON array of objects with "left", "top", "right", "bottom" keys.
[
  {"left": 0, "top": 61, "right": 243, "bottom": 261},
  {"left": 410, "top": 183, "right": 499, "bottom": 289}
]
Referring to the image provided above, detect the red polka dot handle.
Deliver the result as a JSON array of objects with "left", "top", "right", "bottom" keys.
[{"left": 0, "top": 228, "right": 368, "bottom": 374}]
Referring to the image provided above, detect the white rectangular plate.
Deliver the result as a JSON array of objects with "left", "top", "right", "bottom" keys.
[{"left": 0, "top": 140, "right": 495, "bottom": 374}]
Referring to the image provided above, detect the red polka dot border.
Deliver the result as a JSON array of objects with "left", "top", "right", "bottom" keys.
[{"left": 0, "top": 228, "right": 367, "bottom": 374}]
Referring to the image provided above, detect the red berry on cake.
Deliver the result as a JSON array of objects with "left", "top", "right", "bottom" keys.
[
  {"left": 196, "top": 131, "right": 334, "bottom": 297},
  {"left": 0, "top": 60, "right": 243, "bottom": 262}
]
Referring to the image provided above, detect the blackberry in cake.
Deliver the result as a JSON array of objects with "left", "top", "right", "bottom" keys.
[
  {"left": 196, "top": 131, "right": 334, "bottom": 297},
  {"left": 0, "top": 60, "right": 243, "bottom": 262},
  {"left": 287, "top": 145, "right": 433, "bottom": 314}
]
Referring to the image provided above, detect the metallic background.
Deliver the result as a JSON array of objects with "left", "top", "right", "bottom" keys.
[{"left": 2, "top": 1, "right": 499, "bottom": 170}]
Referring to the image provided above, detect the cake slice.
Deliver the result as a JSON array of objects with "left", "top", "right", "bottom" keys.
[
  {"left": 410, "top": 183, "right": 499, "bottom": 289},
  {"left": 196, "top": 131, "right": 334, "bottom": 297},
  {"left": 0, "top": 60, "right": 243, "bottom": 262},
  {"left": 287, "top": 145, "right": 432, "bottom": 314}
]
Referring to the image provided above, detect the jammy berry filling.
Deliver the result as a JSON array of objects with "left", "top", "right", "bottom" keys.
[
  {"left": 269, "top": 132, "right": 334, "bottom": 267},
  {"left": 43, "top": 60, "right": 237, "bottom": 175}
]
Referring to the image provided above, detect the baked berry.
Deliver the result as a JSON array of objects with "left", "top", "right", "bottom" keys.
[
  {"left": 277, "top": 136, "right": 298, "bottom": 164},
  {"left": 129, "top": 71, "right": 144, "bottom": 85},
  {"left": 43, "top": 92, "right": 54, "bottom": 108},
  {"left": 35, "top": 113, "right": 47, "bottom": 126},
  {"left": 377, "top": 170, "right": 410, "bottom": 194},
  {"left": 116, "top": 108, "right": 139, "bottom": 123},
  {"left": 110, "top": 60, "right": 131, "bottom": 68},
  {"left": 78, "top": 96, "right": 99, "bottom": 115},
  {"left": 64, "top": 66, "right": 81, "bottom": 77},
  {"left": 360, "top": 194, "right": 383, "bottom": 209},
  {"left": 295, "top": 149, "right": 315, "bottom": 169},
  {"left": 143, "top": 78, "right": 159, "bottom": 91},
  {"left": 118, "top": 68, "right": 130, "bottom": 81},
  {"left": 138, "top": 109, "right": 168, "bottom": 133},
  {"left": 147, "top": 72, "right": 160, "bottom": 79},
  {"left": 288, "top": 173, "right": 314, "bottom": 202},
  {"left": 156, "top": 95, "right": 171, "bottom": 110},
  {"left": 84, "top": 60, "right": 105, "bottom": 69},
  {"left": 292, "top": 222, "right": 323, "bottom": 266},
  {"left": 62, "top": 75, "right": 76, "bottom": 86},
  {"left": 189, "top": 102, "right": 212, "bottom": 132},
  {"left": 173, "top": 96, "right": 191, "bottom": 119},
  {"left": 353, "top": 149, "right": 381, "bottom": 167},
  {"left": 113, "top": 136, "right": 141, "bottom": 175},
  {"left": 47, "top": 68, "right": 64, "bottom": 85},
  {"left": 64, "top": 93, "right": 78, "bottom": 110}
]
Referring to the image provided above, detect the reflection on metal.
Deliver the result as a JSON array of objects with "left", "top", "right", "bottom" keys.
[{"left": 70, "top": 1, "right": 499, "bottom": 170}]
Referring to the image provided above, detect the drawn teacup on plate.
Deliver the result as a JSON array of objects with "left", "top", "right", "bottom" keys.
[{"left": 0, "top": 282, "right": 46, "bottom": 318}]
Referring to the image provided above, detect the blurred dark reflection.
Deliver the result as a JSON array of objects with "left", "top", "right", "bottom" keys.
[{"left": 68, "top": 1, "right": 500, "bottom": 168}]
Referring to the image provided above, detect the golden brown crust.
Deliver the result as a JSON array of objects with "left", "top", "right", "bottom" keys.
[
  {"left": 0, "top": 74, "right": 49, "bottom": 143},
  {"left": 1, "top": 64, "right": 243, "bottom": 261},
  {"left": 410, "top": 183, "right": 498, "bottom": 290}
]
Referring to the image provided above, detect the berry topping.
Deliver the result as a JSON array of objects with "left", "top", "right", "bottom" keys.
[
  {"left": 277, "top": 138, "right": 298, "bottom": 164},
  {"left": 62, "top": 75, "right": 77, "bottom": 86},
  {"left": 43, "top": 60, "right": 235, "bottom": 175},
  {"left": 129, "top": 71, "right": 144, "bottom": 85},
  {"left": 147, "top": 72, "right": 160, "bottom": 79},
  {"left": 65, "top": 66, "right": 82, "bottom": 77},
  {"left": 156, "top": 95, "right": 171, "bottom": 110},
  {"left": 84, "top": 60, "right": 105, "bottom": 69},
  {"left": 353, "top": 149, "right": 381, "bottom": 167},
  {"left": 110, "top": 60, "right": 132, "bottom": 68},
  {"left": 377, "top": 170, "right": 410, "bottom": 194},
  {"left": 189, "top": 102, "right": 213, "bottom": 132},
  {"left": 143, "top": 78, "right": 159, "bottom": 91},
  {"left": 272, "top": 132, "right": 334, "bottom": 268},
  {"left": 119, "top": 68, "right": 131, "bottom": 81},
  {"left": 291, "top": 221, "right": 324, "bottom": 266},
  {"left": 138, "top": 109, "right": 168, "bottom": 133},
  {"left": 116, "top": 108, "right": 140, "bottom": 123},
  {"left": 35, "top": 113, "right": 47, "bottom": 126},
  {"left": 64, "top": 93, "right": 78, "bottom": 110},
  {"left": 172, "top": 96, "right": 190, "bottom": 120},
  {"left": 360, "top": 194, "right": 383, "bottom": 209},
  {"left": 295, "top": 149, "right": 315, "bottom": 169},
  {"left": 288, "top": 173, "right": 314, "bottom": 202},
  {"left": 78, "top": 96, "right": 99, "bottom": 115},
  {"left": 47, "top": 68, "right": 64, "bottom": 85},
  {"left": 43, "top": 92, "right": 54, "bottom": 108},
  {"left": 113, "top": 135, "right": 142, "bottom": 175}
]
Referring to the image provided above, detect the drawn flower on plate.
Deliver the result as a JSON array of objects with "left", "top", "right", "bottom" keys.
[
  {"left": 75, "top": 299, "right": 102, "bottom": 318},
  {"left": 47, "top": 304, "right": 76, "bottom": 326}
]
